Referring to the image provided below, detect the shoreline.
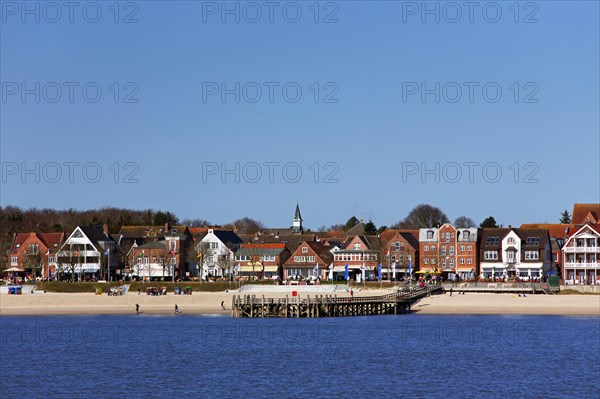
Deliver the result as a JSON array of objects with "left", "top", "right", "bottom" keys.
[{"left": 1, "top": 291, "right": 598, "bottom": 316}]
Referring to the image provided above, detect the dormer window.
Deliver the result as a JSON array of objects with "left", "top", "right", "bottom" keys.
[
  {"left": 463, "top": 231, "right": 470, "bottom": 240},
  {"left": 427, "top": 231, "right": 434, "bottom": 239}
]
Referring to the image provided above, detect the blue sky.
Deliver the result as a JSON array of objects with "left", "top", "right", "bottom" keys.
[{"left": 1, "top": 1, "right": 599, "bottom": 229}]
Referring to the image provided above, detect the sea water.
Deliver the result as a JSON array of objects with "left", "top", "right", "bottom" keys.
[{"left": 1, "top": 314, "right": 598, "bottom": 398}]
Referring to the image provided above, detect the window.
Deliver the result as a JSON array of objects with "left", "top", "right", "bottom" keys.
[
  {"left": 525, "top": 251, "right": 539, "bottom": 260},
  {"left": 48, "top": 256, "right": 56, "bottom": 263},
  {"left": 441, "top": 246, "right": 446, "bottom": 255},
  {"left": 467, "top": 258, "right": 472, "bottom": 264},
  {"left": 431, "top": 245, "right": 436, "bottom": 251},
  {"left": 153, "top": 256, "right": 157, "bottom": 263},
  {"left": 424, "top": 245, "right": 429, "bottom": 251},
  {"left": 431, "top": 258, "right": 436, "bottom": 264},
  {"left": 424, "top": 258, "right": 429, "bottom": 264},
  {"left": 170, "top": 241, "right": 177, "bottom": 251},
  {"left": 427, "top": 230, "right": 434, "bottom": 239},
  {"left": 553, "top": 253, "right": 558, "bottom": 262},
  {"left": 506, "top": 251, "right": 515, "bottom": 262},
  {"left": 484, "top": 251, "right": 498, "bottom": 260},
  {"left": 353, "top": 243, "right": 361, "bottom": 250},
  {"left": 467, "top": 245, "right": 472, "bottom": 251},
  {"left": 449, "top": 246, "right": 454, "bottom": 255},
  {"left": 526, "top": 237, "right": 540, "bottom": 246},
  {"left": 391, "top": 255, "right": 396, "bottom": 261},
  {"left": 143, "top": 257, "right": 149, "bottom": 264},
  {"left": 441, "top": 260, "right": 446, "bottom": 268},
  {"left": 460, "top": 258, "right": 465, "bottom": 264},
  {"left": 507, "top": 237, "right": 515, "bottom": 244},
  {"left": 485, "top": 237, "right": 499, "bottom": 246},
  {"left": 463, "top": 231, "right": 470, "bottom": 240},
  {"left": 11, "top": 256, "right": 18, "bottom": 265},
  {"left": 210, "top": 242, "right": 218, "bottom": 249},
  {"left": 449, "top": 259, "right": 454, "bottom": 267}
]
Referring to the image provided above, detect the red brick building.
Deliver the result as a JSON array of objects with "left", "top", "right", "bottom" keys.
[
  {"left": 7, "top": 232, "right": 65, "bottom": 279},
  {"left": 283, "top": 241, "right": 333, "bottom": 281}
]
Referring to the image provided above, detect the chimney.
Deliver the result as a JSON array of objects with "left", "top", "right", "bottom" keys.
[
  {"left": 165, "top": 223, "right": 169, "bottom": 234},
  {"left": 103, "top": 224, "right": 109, "bottom": 237}
]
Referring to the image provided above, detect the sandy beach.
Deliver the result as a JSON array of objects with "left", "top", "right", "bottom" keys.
[{"left": 1, "top": 291, "right": 598, "bottom": 316}]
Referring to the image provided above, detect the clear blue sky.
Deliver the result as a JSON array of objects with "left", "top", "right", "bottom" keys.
[{"left": 1, "top": 1, "right": 599, "bottom": 229}]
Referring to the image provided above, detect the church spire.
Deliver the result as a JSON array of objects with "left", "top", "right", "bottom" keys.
[{"left": 292, "top": 203, "right": 303, "bottom": 233}]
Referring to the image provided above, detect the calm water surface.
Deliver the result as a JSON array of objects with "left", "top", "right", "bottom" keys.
[{"left": 1, "top": 314, "right": 599, "bottom": 398}]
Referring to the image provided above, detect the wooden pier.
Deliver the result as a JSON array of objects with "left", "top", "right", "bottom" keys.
[{"left": 231, "top": 285, "right": 443, "bottom": 318}]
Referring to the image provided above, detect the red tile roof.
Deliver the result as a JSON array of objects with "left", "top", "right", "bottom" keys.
[
  {"left": 520, "top": 224, "right": 575, "bottom": 239},
  {"left": 572, "top": 204, "right": 600, "bottom": 224}
]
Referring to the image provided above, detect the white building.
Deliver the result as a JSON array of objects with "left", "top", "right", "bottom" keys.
[
  {"left": 197, "top": 229, "right": 243, "bottom": 279},
  {"left": 562, "top": 223, "right": 600, "bottom": 285},
  {"left": 57, "top": 225, "right": 118, "bottom": 280},
  {"left": 479, "top": 228, "right": 551, "bottom": 280}
]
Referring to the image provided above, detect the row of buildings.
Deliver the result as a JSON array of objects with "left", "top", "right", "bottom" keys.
[{"left": 6, "top": 204, "right": 600, "bottom": 285}]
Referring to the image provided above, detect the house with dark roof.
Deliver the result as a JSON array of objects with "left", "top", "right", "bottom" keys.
[
  {"left": 381, "top": 230, "right": 419, "bottom": 279},
  {"left": 282, "top": 241, "right": 333, "bottom": 281},
  {"left": 7, "top": 232, "right": 65, "bottom": 279},
  {"left": 196, "top": 229, "right": 244, "bottom": 279},
  {"left": 562, "top": 223, "right": 600, "bottom": 285},
  {"left": 479, "top": 227, "right": 551, "bottom": 281},
  {"left": 332, "top": 235, "right": 381, "bottom": 280},
  {"left": 235, "top": 243, "right": 291, "bottom": 280},
  {"left": 57, "top": 225, "right": 119, "bottom": 280},
  {"left": 520, "top": 223, "right": 575, "bottom": 275}
]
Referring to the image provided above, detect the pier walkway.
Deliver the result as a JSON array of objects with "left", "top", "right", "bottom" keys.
[{"left": 231, "top": 285, "right": 443, "bottom": 318}]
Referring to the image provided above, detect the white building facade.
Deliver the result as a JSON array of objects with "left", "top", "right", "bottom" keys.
[{"left": 562, "top": 224, "right": 600, "bottom": 285}]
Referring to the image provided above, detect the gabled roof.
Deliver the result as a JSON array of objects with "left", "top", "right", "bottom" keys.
[
  {"left": 137, "top": 241, "right": 167, "bottom": 250},
  {"left": 572, "top": 204, "right": 600, "bottom": 224},
  {"left": 344, "top": 222, "right": 365, "bottom": 236},
  {"left": 520, "top": 223, "right": 575, "bottom": 239},
  {"left": 206, "top": 230, "right": 243, "bottom": 249},
  {"left": 565, "top": 223, "right": 600, "bottom": 241},
  {"left": 287, "top": 241, "right": 333, "bottom": 265},
  {"left": 11, "top": 232, "right": 64, "bottom": 252},
  {"left": 341, "top": 235, "right": 381, "bottom": 251}
]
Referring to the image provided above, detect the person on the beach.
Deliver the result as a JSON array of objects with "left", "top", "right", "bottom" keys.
[
  {"left": 449, "top": 288, "right": 453, "bottom": 296},
  {"left": 135, "top": 304, "right": 140, "bottom": 314},
  {"left": 175, "top": 304, "right": 179, "bottom": 314},
  {"left": 221, "top": 301, "right": 226, "bottom": 310}
]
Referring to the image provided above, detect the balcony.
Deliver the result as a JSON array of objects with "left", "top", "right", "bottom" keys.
[
  {"left": 564, "top": 247, "right": 599, "bottom": 253},
  {"left": 564, "top": 262, "right": 599, "bottom": 268}
]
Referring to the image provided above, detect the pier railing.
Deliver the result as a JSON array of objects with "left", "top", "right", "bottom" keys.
[{"left": 231, "top": 285, "right": 443, "bottom": 318}]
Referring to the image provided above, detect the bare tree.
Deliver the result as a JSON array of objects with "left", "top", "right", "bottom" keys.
[
  {"left": 188, "top": 242, "right": 216, "bottom": 281},
  {"left": 454, "top": 216, "right": 476, "bottom": 228},
  {"left": 393, "top": 204, "right": 450, "bottom": 229},
  {"left": 23, "top": 250, "right": 43, "bottom": 281},
  {"left": 231, "top": 217, "right": 264, "bottom": 234}
]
